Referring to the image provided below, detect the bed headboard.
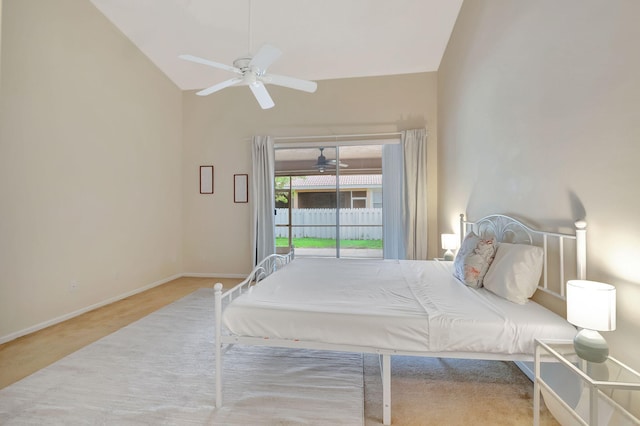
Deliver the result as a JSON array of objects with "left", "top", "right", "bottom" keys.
[{"left": 459, "top": 214, "right": 586, "bottom": 300}]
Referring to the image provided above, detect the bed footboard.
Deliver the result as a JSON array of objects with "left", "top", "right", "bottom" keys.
[{"left": 214, "top": 250, "right": 294, "bottom": 408}]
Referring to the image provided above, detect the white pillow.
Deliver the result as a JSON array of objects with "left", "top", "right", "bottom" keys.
[
  {"left": 483, "top": 243, "right": 544, "bottom": 304},
  {"left": 453, "top": 231, "right": 497, "bottom": 289}
]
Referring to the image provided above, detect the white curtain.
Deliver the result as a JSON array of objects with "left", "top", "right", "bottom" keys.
[
  {"left": 382, "top": 144, "right": 405, "bottom": 259},
  {"left": 251, "top": 136, "right": 276, "bottom": 266},
  {"left": 402, "top": 129, "right": 428, "bottom": 260}
]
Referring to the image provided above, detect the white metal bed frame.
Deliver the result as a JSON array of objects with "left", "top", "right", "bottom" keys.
[
  {"left": 460, "top": 213, "right": 587, "bottom": 300},
  {"left": 213, "top": 214, "right": 587, "bottom": 425}
]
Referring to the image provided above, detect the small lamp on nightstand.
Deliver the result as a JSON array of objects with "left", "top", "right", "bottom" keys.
[
  {"left": 567, "top": 280, "right": 616, "bottom": 363},
  {"left": 441, "top": 234, "right": 458, "bottom": 261}
]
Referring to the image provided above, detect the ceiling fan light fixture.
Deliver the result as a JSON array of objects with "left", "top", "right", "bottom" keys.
[
  {"left": 178, "top": 2, "right": 316, "bottom": 110},
  {"left": 179, "top": 44, "right": 317, "bottom": 109}
]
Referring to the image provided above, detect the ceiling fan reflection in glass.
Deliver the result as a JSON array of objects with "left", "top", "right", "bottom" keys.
[{"left": 313, "top": 147, "right": 349, "bottom": 173}]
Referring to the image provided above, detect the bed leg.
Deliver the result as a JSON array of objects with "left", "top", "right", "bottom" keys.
[
  {"left": 533, "top": 345, "right": 541, "bottom": 426},
  {"left": 214, "top": 283, "right": 223, "bottom": 408},
  {"left": 382, "top": 354, "right": 391, "bottom": 425}
]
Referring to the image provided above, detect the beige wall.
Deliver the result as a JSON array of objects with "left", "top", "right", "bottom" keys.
[
  {"left": 182, "top": 72, "right": 438, "bottom": 274},
  {"left": 0, "top": 0, "right": 438, "bottom": 341},
  {"left": 0, "top": 0, "right": 183, "bottom": 339},
  {"left": 438, "top": 1, "right": 640, "bottom": 370}
]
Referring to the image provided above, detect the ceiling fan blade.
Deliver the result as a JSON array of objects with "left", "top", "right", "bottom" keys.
[
  {"left": 265, "top": 73, "right": 318, "bottom": 93},
  {"left": 196, "top": 77, "right": 242, "bottom": 96},
  {"left": 249, "top": 44, "right": 282, "bottom": 71},
  {"left": 327, "top": 160, "right": 349, "bottom": 167},
  {"left": 249, "top": 82, "right": 275, "bottom": 109},
  {"left": 179, "top": 54, "right": 241, "bottom": 75}
]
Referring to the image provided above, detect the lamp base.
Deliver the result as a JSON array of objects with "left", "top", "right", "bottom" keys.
[
  {"left": 574, "top": 329, "right": 609, "bottom": 363},
  {"left": 443, "top": 250, "right": 454, "bottom": 261}
]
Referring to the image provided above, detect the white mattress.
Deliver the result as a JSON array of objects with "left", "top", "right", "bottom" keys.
[{"left": 222, "top": 258, "right": 577, "bottom": 355}]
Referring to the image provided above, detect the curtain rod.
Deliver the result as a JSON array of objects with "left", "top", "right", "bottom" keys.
[{"left": 273, "top": 132, "right": 403, "bottom": 141}]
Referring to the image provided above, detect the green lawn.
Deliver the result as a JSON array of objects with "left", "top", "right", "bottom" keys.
[{"left": 276, "top": 237, "right": 382, "bottom": 249}]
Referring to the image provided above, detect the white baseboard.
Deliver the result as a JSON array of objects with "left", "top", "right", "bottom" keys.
[
  {"left": 0, "top": 273, "right": 183, "bottom": 345},
  {"left": 182, "top": 272, "right": 245, "bottom": 279}
]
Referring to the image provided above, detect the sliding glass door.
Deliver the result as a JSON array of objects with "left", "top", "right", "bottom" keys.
[{"left": 274, "top": 144, "right": 383, "bottom": 259}]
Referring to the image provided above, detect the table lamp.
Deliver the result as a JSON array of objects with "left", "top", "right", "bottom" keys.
[
  {"left": 441, "top": 234, "right": 458, "bottom": 261},
  {"left": 566, "top": 280, "right": 616, "bottom": 363}
]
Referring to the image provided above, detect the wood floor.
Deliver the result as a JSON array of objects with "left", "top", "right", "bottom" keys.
[{"left": 0, "top": 276, "right": 241, "bottom": 390}]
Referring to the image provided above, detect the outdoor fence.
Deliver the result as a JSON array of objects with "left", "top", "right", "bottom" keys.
[{"left": 275, "top": 208, "right": 382, "bottom": 240}]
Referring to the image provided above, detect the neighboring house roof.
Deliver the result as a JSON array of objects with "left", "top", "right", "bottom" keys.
[{"left": 292, "top": 175, "right": 382, "bottom": 189}]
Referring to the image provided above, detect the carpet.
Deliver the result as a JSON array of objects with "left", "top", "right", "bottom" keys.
[
  {"left": 363, "top": 355, "right": 560, "bottom": 426},
  {"left": 0, "top": 289, "right": 364, "bottom": 425}
]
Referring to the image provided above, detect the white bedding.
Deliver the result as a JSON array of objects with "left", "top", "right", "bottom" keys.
[{"left": 222, "top": 258, "right": 577, "bottom": 355}]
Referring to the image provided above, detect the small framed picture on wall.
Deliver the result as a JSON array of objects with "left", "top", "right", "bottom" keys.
[
  {"left": 234, "top": 174, "right": 248, "bottom": 203},
  {"left": 200, "top": 166, "right": 214, "bottom": 194}
]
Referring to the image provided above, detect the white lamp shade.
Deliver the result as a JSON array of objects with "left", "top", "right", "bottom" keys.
[
  {"left": 441, "top": 234, "right": 458, "bottom": 250},
  {"left": 567, "top": 280, "right": 616, "bottom": 331}
]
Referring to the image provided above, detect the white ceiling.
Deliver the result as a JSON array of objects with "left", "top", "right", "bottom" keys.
[{"left": 89, "top": 0, "right": 463, "bottom": 91}]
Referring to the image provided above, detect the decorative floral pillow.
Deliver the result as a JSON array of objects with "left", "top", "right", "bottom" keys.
[{"left": 453, "top": 231, "right": 497, "bottom": 289}]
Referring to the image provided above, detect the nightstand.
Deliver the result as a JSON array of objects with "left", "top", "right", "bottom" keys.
[{"left": 534, "top": 339, "right": 640, "bottom": 426}]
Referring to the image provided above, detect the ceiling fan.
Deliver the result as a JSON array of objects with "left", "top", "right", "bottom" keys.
[
  {"left": 313, "top": 147, "right": 348, "bottom": 173},
  {"left": 179, "top": 44, "right": 317, "bottom": 109}
]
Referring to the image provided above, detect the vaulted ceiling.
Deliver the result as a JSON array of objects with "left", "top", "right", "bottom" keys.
[{"left": 89, "top": 0, "right": 463, "bottom": 91}]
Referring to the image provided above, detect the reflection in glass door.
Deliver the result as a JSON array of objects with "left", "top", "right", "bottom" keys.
[{"left": 274, "top": 144, "right": 383, "bottom": 259}]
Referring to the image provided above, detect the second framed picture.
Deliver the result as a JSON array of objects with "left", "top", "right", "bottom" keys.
[{"left": 234, "top": 174, "right": 248, "bottom": 203}]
